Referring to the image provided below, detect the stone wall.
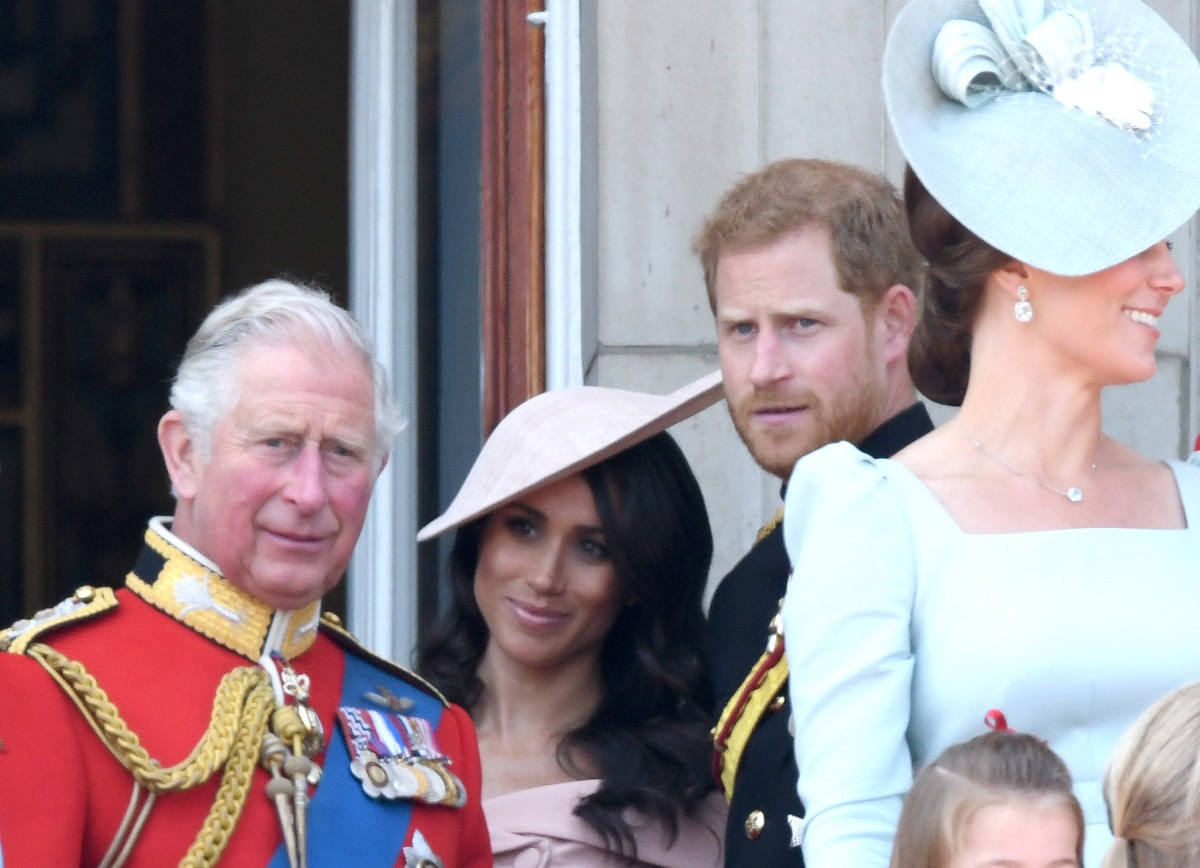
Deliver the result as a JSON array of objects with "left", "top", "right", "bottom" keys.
[{"left": 589, "top": 0, "right": 1200, "bottom": 592}]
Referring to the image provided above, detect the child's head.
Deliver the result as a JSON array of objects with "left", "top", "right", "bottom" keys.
[
  {"left": 1103, "top": 681, "right": 1200, "bottom": 868},
  {"left": 891, "top": 730, "right": 1083, "bottom": 868}
]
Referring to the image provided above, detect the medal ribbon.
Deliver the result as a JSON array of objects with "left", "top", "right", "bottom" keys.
[{"left": 268, "top": 654, "right": 447, "bottom": 867}]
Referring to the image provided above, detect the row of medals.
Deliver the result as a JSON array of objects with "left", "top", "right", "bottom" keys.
[{"left": 355, "top": 749, "right": 466, "bottom": 807}]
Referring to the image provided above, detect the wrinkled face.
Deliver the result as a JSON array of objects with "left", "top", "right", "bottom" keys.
[
  {"left": 165, "top": 341, "right": 379, "bottom": 610},
  {"left": 474, "top": 474, "right": 625, "bottom": 675},
  {"left": 1021, "top": 240, "right": 1184, "bottom": 387},
  {"left": 947, "top": 802, "right": 1079, "bottom": 868},
  {"left": 715, "top": 227, "right": 889, "bottom": 479}
]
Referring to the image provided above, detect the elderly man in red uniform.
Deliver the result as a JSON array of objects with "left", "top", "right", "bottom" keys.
[{"left": 0, "top": 279, "right": 491, "bottom": 867}]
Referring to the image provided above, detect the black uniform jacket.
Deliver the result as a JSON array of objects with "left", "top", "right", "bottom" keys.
[{"left": 708, "top": 403, "right": 935, "bottom": 868}]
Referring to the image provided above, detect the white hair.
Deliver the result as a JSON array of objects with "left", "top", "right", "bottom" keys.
[{"left": 169, "top": 278, "right": 402, "bottom": 467}]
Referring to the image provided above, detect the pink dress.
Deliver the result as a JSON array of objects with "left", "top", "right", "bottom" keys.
[{"left": 485, "top": 779, "right": 727, "bottom": 867}]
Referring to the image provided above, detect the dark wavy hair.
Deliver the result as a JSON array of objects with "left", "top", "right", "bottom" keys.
[
  {"left": 417, "top": 431, "right": 717, "bottom": 857},
  {"left": 904, "top": 166, "right": 1012, "bottom": 406}
]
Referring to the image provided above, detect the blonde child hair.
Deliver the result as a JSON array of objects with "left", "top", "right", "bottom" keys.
[
  {"left": 1103, "top": 681, "right": 1200, "bottom": 868},
  {"left": 890, "top": 729, "right": 1083, "bottom": 868}
]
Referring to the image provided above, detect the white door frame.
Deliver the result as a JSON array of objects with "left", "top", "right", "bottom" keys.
[
  {"left": 344, "top": 0, "right": 591, "bottom": 662},
  {"left": 539, "top": 0, "right": 589, "bottom": 389},
  {"left": 346, "top": 0, "right": 419, "bottom": 664}
]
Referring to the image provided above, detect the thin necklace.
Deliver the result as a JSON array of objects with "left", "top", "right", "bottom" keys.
[{"left": 966, "top": 429, "right": 1103, "bottom": 504}]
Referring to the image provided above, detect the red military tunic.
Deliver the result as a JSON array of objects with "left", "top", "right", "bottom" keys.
[{"left": 0, "top": 520, "right": 492, "bottom": 867}]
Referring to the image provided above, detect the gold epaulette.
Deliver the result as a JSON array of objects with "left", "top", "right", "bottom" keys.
[
  {"left": 0, "top": 586, "right": 119, "bottom": 655},
  {"left": 318, "top": 612, "right": 449, "bottom": 707}
]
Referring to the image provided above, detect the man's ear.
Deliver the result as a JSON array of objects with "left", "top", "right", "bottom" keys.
[
  {"left": 874, "top": 283, "right": 918, "bottom": 365},
  {"left": 158, "top": 410, "right": 201, "bottom": 499}
]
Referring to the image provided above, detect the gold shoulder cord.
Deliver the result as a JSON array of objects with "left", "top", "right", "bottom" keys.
[
  {"left": 757, "top": 508, "right": 784, "bottom": 543},
  {"left": 26, "top": 642, "right": 276, "bottom": 868}
]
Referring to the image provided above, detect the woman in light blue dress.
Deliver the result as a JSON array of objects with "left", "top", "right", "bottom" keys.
[{"left": 780, "top": 0, "right": 1200, "bottom": 866}]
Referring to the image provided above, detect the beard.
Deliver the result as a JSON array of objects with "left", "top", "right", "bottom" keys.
[{"left": 729, "top": 357, "right": 889, "bottom": 479}]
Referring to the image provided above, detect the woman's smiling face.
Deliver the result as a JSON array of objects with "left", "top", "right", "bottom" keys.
[
  {"left": 473, "top": 473, "right": 626, "bottom": 674},
  {"left": 1019, "top": 240, "right": 1184, "bottom": 386}
]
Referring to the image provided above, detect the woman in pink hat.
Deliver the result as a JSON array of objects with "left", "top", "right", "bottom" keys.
[{"left": 417, "top": 373, "right": 727, "bottom": 867}]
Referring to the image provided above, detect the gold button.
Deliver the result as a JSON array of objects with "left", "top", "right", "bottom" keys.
[
  {"left": 770, "top": 694, "right": 786, "bottom": 712},
  {"left": 74, "top": 585, "right": 95, "bottom": 603},
  {"left": 744, "top": 810, "right": 766, "bottom": 839},
  {"left": 322, "top": 611, "right": 343, "bottom": 626}
]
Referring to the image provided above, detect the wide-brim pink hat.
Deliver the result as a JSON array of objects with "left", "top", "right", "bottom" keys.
[{"left": 417, "top": 370, "right": 724, "bottom": 541}]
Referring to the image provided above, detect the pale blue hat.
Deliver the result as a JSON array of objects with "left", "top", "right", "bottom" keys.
[{"left": 884, "top": 0, "right": 1200, "bottom": 275}]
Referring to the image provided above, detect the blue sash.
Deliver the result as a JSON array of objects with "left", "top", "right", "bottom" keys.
[{"left": 268, "top": 654, "right": 447, "bottom": 866}]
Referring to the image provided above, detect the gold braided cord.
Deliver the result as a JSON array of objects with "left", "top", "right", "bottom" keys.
[
  {"left": 27, "top": 642, "right": 274, "bottom": 793},
  {"left": 26, "top": 642, "right": 278, "bottom": 867},
  {"left": 180, "top": 678, "right": 273, "bottom": 867}
]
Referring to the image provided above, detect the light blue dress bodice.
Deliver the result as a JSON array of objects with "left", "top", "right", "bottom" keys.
[{"left": 781, "top": 441, "right": 1200, "bottom": 868}]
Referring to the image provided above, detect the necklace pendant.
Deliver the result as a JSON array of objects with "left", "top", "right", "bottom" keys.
[{"left": 1067, "top": 487, "right": 1083, "bottom": 503}]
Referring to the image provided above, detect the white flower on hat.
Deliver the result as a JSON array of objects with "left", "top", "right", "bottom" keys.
[
  {"left": 933, "top": 0, "right": 1157, "bottom": 134},
  {"left": 1053, "top": 62, "right": 1155, "bottom": 130}
]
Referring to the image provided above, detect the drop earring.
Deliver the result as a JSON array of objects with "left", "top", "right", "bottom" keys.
[{"left": 1014, "top": 285, "right": 1033, "bottom": 322}]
